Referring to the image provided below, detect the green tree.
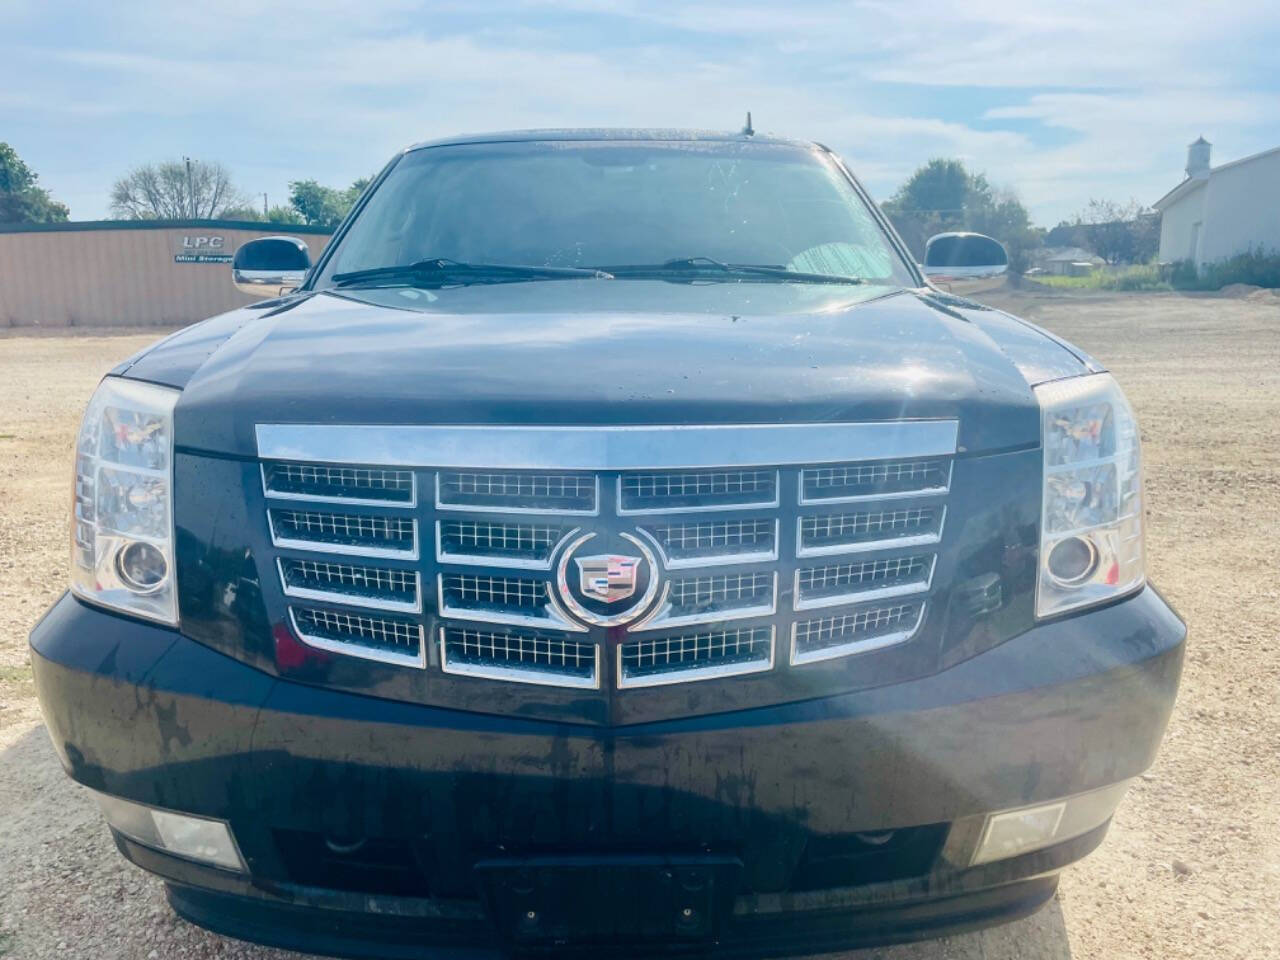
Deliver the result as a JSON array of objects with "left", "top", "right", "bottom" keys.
[
  {"left": 287, "top": 177, "right": 371, "bottom": 227},
  {"left": 882, "top": 158, "right": 1040, "bottom": 274},
  {"left": 0, "top": 142, "right": 70, "bottom": 223},
  {"left": 110, "top": 159, "right": 244, "bottom": 219},
  {"left": 1072, "top": 199, "right": 1160, "bottom": 265}
]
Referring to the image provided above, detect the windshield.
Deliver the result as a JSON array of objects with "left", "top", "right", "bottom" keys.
[{"left": 313, "top": 140, "right": 917, "bottom": 288}]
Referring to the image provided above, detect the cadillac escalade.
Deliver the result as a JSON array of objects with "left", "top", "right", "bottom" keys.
[{"left": 30, "top": 128, "right": 1185, "bottom": 957}]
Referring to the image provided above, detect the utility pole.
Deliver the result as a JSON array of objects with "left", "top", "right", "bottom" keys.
[
  {"left": 263, "top": 193, "right": 269, "bottom": 218},
  {"left": 184, "top": 156, "right": 195, "bottom": 219}
]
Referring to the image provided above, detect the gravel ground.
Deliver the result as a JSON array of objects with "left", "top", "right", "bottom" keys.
[{"left": 2, "top": 289, "right": 1278, "bottom": 958}]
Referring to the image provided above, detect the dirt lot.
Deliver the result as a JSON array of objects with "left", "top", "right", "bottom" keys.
[{"left": 1, "top": 289, "right": 1278, "bottom": 959}]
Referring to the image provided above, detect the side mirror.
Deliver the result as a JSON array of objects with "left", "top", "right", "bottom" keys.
[
  {"left": 922, "top": 232, "right": 1008, "bottom": 281},
  {"left": 232, "top": 236, "right": 311, "bottom": 298}
]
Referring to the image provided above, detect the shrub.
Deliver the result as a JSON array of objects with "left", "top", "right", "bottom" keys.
[{"left": 1197, "top": 248, "right": 1280, "bottom": 289}]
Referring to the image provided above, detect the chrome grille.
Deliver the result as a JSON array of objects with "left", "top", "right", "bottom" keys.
[
  {"left": 436, "top": 519, "right": 566, "bottom": 568},
  {"left": 290, "top": 607, "right": 424, "bottom": 667},
  {"left": 618, "top": 626, "right": 774, "bottom": 687},
  {"left": 264, "top": 462, "right": 415, "bottom": 505},
  {"left": 279, "top": 558, "right": 420, "bottom": 612},
  {"left": 801, "top": 459, "right": 950, "bottom": 502},
  {"left": 791, "top": 602, "right": 924, "bottom": 665},
  {"left": 438, "top": 470, "right": 596, "bottom": 513},
  {"left": 270, "top": 508, "right": 417, "bottom": 558},
  {"left": 260, "top": 421, "right": 953, "bottom": 681},
  {"left": 440, "top": 627, "right": 598, "bottom": 688},
  {"left": 620, "top": 469, "right": 777, "bottom": 513}
]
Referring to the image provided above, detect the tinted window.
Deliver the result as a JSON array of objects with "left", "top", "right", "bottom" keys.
[{"left": 317, "top": 141, "right": 916, "bottom": 287}]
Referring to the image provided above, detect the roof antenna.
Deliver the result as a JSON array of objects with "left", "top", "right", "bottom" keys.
[{"left": 741, "top": 111, "right": 754, "bottom": 137}]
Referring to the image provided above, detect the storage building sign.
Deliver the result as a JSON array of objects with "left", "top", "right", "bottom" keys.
[{"left": 174, "top": 235, "right": 231, "bottom": 263}]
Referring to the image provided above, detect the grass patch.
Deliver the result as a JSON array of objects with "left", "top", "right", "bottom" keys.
[
  {"left": 1031, "top": 249, "right": 1280, "bottom": 293},
  {"left": 0, "top": 663, "right": 35, "bottom": 700},
  {"left": 1034, "top": 264, "right": 1169, "bottom": 291}
]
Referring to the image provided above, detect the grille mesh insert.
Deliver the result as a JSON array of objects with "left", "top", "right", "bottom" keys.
[
  {"left": 792, "top": 603, "right": 922, "bottom": 663},
  {"left": 647, "top": 518, "right": 775, "bottom": 560},
  {"left": 439, "top": 471, "right": 596, "bottom": 512},
  {"left": 442, "top": 628, "right": 596, "bottom": 684},
  {"left": 281, "top": 559, "right": 417, "bottom": 605},
  {"left": 271, "top": 509, "right": 416, "bottom": 552},
  {"left": 292, "top": 607, "right": 421, "bottom": 660},
  {"left": 441, "top": 573, "right": 546, "bottom": 610},
  {"left": 621, "top": 469, "right": 776, "bottom": 511},
  {"left": 797, "top": 555, "right": 931, "bottom": 598},
  {"left": 667, "top": 572, "right": 774, "bottom": 609},
  {"left": 438, "top": 519, "right": 564, "bottom": 563},
  {"left": 802, "top": 459, "right": 949, "bottom": 500},
  {"left": 265, "top": 462, "right": 414, "bottom": 503},
  {"left": 800, "top": 507, "right": 941, "bottom": 552},
  {"left": 619, "top": 626, "right": 772, "bottom": 685}
]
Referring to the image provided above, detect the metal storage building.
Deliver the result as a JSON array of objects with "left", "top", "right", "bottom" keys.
[{"left": 0, "top": 219, "right": 331, "bottom": 328}]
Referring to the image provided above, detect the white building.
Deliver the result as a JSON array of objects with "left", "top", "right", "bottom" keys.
[{"left": 1153, "top": 137, "right": 1280, "bottom": 267}]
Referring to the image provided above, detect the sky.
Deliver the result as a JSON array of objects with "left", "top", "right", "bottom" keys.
[{"left": 2, "top": 0, "right": 1278, "bottom": 226}]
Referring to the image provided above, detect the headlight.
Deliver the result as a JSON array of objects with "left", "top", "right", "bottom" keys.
[
  {"left": 1035, "top": 373, "right": 1144, "bottom": 618},
  {"left": 70, "top": 377, "right": 180, "bottom": 624}
]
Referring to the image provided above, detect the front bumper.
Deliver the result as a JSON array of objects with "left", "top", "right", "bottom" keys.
[{"left": 31, "top": 586, "right": 1184, "bottom": 955}]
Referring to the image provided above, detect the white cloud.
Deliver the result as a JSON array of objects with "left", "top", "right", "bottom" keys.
[{"left": 2, "top": 0, "right": 1277, "bottom": 223}]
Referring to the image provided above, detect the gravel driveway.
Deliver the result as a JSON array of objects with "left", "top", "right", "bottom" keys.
[{"left": 2, "top": 289, "right": 1277, "bottom": 958}]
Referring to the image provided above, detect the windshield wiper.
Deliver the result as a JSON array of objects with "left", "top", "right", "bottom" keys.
[
  {"left": 593, "top": 257, "right": 864, "bottom": 285},
  {"left": 330, "top": 258, "right": 613, "bottom": 288}
]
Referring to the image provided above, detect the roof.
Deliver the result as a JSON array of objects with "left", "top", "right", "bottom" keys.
[
  {"left": 0, "top": 218, "right": 334, "bottom": 236},
  {"left": 1154, "top": 143, "right": 1280, "bottom": 210},
  {"left": 404, "top": 127, "right": 813, "bottom": 153}
]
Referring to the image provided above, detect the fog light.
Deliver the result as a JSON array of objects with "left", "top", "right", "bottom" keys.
[
  {"left": 93, "top": 791, "right": 245, "bottom": 872},
  {"left": 114, "top": 540, "right": 168, "bottom": 593},
  {"left": 1046, "top": 535, "right": 1098, "bottom": 585},
  {"left": 971, "top": 780, "right": 1131, "bottom": 866}
]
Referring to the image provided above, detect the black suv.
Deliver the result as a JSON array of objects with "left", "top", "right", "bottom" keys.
[{"left": 31, "top": 129, "right": 1184, "bottom": 958}]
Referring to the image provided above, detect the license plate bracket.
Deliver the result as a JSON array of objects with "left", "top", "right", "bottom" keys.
[{"left": 474, "top": 855, "right": 741, "bottom": 947}]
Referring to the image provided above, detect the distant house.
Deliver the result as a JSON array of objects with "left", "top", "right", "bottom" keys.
[
  {"left": 1036, "top": 246, "right": 1104, "bottom": 276},
  {"left": 1153, "top": 137, "right": 1280, "bottom": 267}
]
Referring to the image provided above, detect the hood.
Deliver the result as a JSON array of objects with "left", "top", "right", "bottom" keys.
[{"left": 121, "top": 284, "right": 1088, "bottom": 459}]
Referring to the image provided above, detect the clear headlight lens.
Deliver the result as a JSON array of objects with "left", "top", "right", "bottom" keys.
[
  {"left": 1035, "top": 373, "right": 1145, "bottom": 617},
  {"left": 70, "top": 377, "right": 180, "bottom": 624}
]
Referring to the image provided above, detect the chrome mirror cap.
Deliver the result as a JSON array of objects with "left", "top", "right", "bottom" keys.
[
  {"left": 232, "top": 236, "right": 312, "bottom": 298},
  {"left": 922, "top": 232, "right": 1008, "bottom": 281}
]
